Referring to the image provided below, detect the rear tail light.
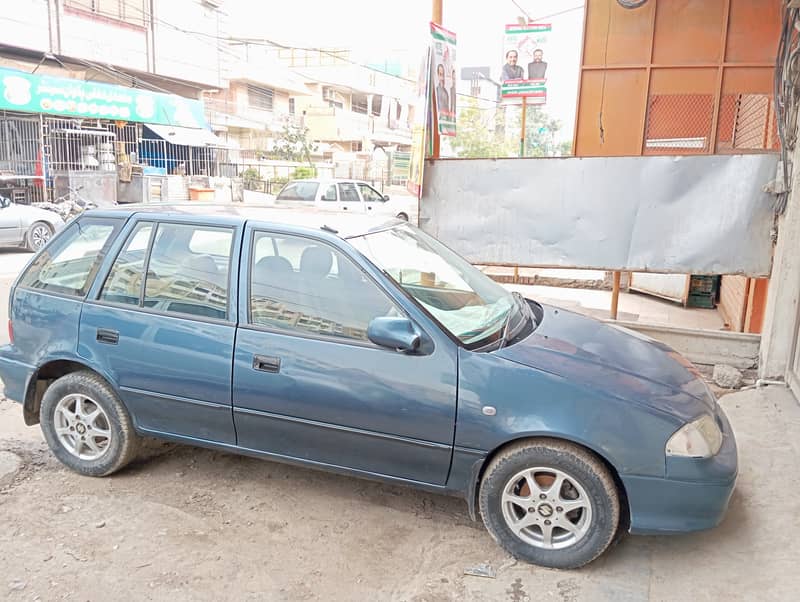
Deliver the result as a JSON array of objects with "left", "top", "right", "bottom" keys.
[{"left": 7, "top": 319, "right": 13, "bottom": 345}]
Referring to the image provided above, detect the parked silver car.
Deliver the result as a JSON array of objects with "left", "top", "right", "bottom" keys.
[{"left": 0, "top": 196, "right": 65, "bottom": 251}]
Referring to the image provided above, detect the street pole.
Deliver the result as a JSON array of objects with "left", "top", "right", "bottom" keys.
[
  {"left": 519, "top": 96, "right": 527, "bottom": 157},
  {"left": 432, "top": 0, "right": 442, "bottom": 159}
]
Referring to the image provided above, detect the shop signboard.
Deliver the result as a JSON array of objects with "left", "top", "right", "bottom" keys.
[{"left": 0, "top": 67, "right": 208, "bottom": 128}]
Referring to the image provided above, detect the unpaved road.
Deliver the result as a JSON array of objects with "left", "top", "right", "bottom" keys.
[{"left": 3, "top": 389, "right": 800, "bottom": 601}]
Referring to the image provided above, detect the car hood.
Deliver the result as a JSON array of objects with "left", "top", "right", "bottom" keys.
[{"left": 493, "top": 304, "right": 714, "bottom": 418}]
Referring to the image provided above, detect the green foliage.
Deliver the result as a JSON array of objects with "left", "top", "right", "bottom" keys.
[
  {"left": 273, "top": 123, "right": 318, "bottom": 164},
  {"left": 241, "top": 167, "right": 261, "bottom": 191},
  {"left": 450, "top": 99, "right": 515, "bottom": 158},
  {"left": 450, "top": 99, "right": 569, "bottom": 158},
  {"left": 291, "top": 166, "right": 316, "bottom": 179}
]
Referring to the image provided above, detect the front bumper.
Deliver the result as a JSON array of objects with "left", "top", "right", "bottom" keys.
[{"left": 622, "top": 405, "right": 738, "bottom": 534}]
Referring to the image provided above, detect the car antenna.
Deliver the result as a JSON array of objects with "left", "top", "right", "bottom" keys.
[{"left": 320, "top": 225, "right": 339, "bottom": 234}]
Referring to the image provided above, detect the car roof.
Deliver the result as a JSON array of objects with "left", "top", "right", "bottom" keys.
[
  {"left": 285, "top": 178, "right": 370, "bottom": 185},
  {"left": 89, "top": 203, "right": 400, "bottom": 239}
]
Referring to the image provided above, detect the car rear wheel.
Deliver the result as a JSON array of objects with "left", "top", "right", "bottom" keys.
[
  {"left": 396, "top": 212, "right": 409, "bottom": 221},
  {"left": 40, "top": 371, "right": 139, "bottom": 477},
  {"left": 26, "top": 221, "right": 54, "bottom": 251},
  {"left": 478, "top": 439, "right": 620, "bottom": 569}
]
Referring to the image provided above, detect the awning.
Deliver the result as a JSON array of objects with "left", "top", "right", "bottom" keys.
[{"left": 145, "top": 124, "right": 228, "bottom": 147}]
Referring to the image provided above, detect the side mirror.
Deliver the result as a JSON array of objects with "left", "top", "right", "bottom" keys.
[
  {"left": 367, "top": 317, "right": 420, "bottom": 352},
  {"left": 382, "top": 195, "right": 390, "bottom": 201},
  {"left": 0, "top": 196, "right": 10, "bottom": 209}
]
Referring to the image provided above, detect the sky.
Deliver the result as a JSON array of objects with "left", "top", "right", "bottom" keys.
[{"left": 226, "top": 0, "right": 585, "bottom": 143}]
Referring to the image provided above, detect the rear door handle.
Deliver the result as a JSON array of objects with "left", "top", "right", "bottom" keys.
[
  {"left": 253, "top": 355, "right": 281, "bottom": 373},
  {"left": 96, "top": 328, "right": 119, "bottom": 345}
]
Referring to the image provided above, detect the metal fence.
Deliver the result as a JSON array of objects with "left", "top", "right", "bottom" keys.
[
  {"left": 643, "top": 91, "right": 779, "bottom": 155},
  {"left": 0, "top": 111, "right": 41, "bottom": 176}
]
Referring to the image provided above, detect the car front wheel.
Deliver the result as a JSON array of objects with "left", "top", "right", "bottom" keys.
[
  {"left": 478, "top": 438, "right": 620, "bottom": 569},
  {"left": 396, "top": 212, "right": 409, "bottom": 221},
  {"left": 26, "top": 221, "right": 54, "bottom": 251},
  {"left": 39, "top": 371, "right": 139, "bottom": 477}
]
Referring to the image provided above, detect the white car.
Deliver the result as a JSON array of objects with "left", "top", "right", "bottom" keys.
[
  {"left": 275, "top": 179, "right": 417, "bottom": 222},
  {"left": 0, "top": 196, "right": 66, "bottom": 251}
]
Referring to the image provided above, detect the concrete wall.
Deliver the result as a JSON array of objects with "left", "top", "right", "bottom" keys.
[
  {"left": 0, "top": 0, "right": 50, "bottom": 52},
  {"left": 154, "top": 0, "right": 227, "bottom": 88}
]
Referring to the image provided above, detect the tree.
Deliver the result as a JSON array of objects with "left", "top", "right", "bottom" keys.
[
  {"left": 450, "top": 98, "right": 515, "bottom": 158},
  {"left": 273, "top": 122, "right": 318, "bottom": 165},
  {"left": 507, "top": 105, "right": 567, "bottom": 157}
]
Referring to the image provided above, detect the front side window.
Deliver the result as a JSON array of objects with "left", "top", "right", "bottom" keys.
[
  {"left": 99, "top": 222, "right": 154, "bottom": 306},
  {"left": 276, "top": 181, "right": 320, "bottom": 201},
  {"left": 249, "top": 232, "right": 398, "bottom": 342},
  {"left": 143, "top": 223, "right": 234, "bottom": 320},
  {"left": 18, "top": 217, "right": 120, "bottom": 297},
  {"left": 357, "top": 183, "right": 385, "bottom": 203},
  {"left": 349, "top": 224, "right": 519, "bottom": 347}
]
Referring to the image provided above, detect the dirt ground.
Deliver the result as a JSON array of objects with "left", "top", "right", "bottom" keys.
[{"left": 2, "top": 385, "right": 800, "bottom": 602}]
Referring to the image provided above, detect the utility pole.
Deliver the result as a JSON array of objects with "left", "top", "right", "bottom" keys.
[{"left": 431, "top": 0, "right": 442, "bottom": 159}]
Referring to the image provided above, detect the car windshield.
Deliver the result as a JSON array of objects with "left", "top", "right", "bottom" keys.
[{"left": 349, "top": 224, "right": 521, "bottom": 346}]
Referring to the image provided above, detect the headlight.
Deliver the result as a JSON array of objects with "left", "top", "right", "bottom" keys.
[{"left": 665, "top": 415, "right": 722, "bottom": 458}]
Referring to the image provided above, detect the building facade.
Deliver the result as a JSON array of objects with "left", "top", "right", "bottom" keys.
[{"left": 0, "top": 0, "right": 230, "bottom": 204}]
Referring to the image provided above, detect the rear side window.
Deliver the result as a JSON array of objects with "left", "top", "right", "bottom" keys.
[
  {"left": 338, "top": 183, "right": 360, "bottom": 203},
  {"left": 18, "top": 217, "right": 120, "bottom": 297},
  {"left": 276, "top": 181, "right": 319, "bottom": 201},
  {"left": 99, "top": 222, "right": 154, "bottom": 306},
  {"left": 143, "top": 223, "right": 234, "bottom": 320}
]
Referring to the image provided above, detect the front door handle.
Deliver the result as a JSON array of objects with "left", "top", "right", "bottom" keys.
[
  {"left": 253, "top": 355, "right": 281, "bottom": 373},
  {"left": 96, "top": 328, "right": 119, "bottom": 345}
]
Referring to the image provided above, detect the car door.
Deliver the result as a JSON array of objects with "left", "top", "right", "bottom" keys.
[
  {"left": 232, "top": 226, "right": 458, "bottom": 485},
  {"left": 336, "top": 182, "right": 366, "bottom": 213},
  {"left": 356, "top": 183, "right": 386, "bottom": 216},
  {"left": 79, "top": 217, "right": 241, "bottom": 444}
]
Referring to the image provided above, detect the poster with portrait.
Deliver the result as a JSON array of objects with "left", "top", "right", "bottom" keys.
[
  {"left": 430, "top": 22, "right": 456, "bottom": 137},
  {"left": 407, "top": 47, "right": 432, "bottom": 199},
  {"left": 501, "top": 23, "right": 551, "bottom": 105}
]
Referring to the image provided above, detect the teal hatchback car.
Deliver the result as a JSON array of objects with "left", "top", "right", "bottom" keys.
[{"left": 0, "top": 204, "right": 737, "bottom": 569}]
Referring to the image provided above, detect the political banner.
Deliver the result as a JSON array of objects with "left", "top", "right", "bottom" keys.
[
  {"left": 407, "top": 47, "right": 432, "bottom": 199},
  {"left": 501, "top": 23, "right": 551, "bottom": 105},
  {"left": 430, "top": 22, "right": 457, "bottom": 137}
]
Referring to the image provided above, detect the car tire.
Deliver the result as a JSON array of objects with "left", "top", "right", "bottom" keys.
[
  {"left": 478, "top": 438, "right": 620, "bottom": 569},
  {"left": 396, "top": 212, "right": 409, "bottom": 221},
  {"left": 26, "top": 221, "right": 54, "bottom": 252},
  {"left": 39, "top": 371, "right": 140, "bottom": 477}
]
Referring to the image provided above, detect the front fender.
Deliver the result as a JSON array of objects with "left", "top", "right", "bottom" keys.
[{"left": 455, "top": 349, "right": 680, "bottom": 479}]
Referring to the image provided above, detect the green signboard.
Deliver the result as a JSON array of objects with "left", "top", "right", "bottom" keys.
[{"left": 0, "top": 67, "right": 208, "bottom": 128}]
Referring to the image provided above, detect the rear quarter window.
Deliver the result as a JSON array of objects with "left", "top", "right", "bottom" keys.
[{"left": 17, "top": 217, "right": 122, "bottom": 297}]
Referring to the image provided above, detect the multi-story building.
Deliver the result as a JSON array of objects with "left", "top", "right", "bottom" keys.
[
  {"left": 0, "top": 0, "right": 230, "bottom": 203},
  {"left": 275, "top": 47, "right": 414, "bottom": 182},
  {"left": 204, "top": 48, "right": 312, "bottom": 154}
]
